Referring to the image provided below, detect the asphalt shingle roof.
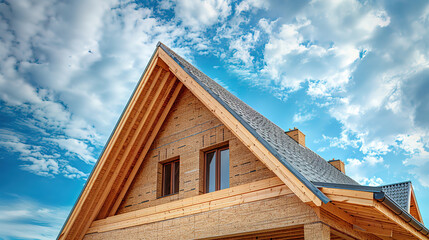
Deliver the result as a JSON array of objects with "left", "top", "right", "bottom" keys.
[
  {"left": 159, "top": 43, "right": 358, "bottom": 187},
  {"left": 382, "top": 181, "right": 411, "bottom": 211}
]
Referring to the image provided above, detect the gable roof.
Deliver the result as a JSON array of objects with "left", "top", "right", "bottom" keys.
[{"left": 160, "top": 43, "right": 358, "bottom": 186}]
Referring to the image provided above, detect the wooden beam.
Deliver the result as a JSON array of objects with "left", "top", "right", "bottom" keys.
[
  {"left": 87, "top": 177, "right": 290, "bottom": 234},
  {"left": 353, "top": 224, "right": 393, "bottom": 237},
  {"left": 158, "top": 48, "right": 322, "bottom": 207},
  {"left": 320, "top": 209, "right": 381, "bottom": 240},
  {"left": 321, "top": 202, "right": 355, "bottom": 225},
  {"left": 108, "top": 80, "right": 184, "bottom": 216},
  {"left": 96, "top": 70, "right": 174, "bottom": 219},
  {"left": 96, "top": 67, "right": 163, "bottom": 219},
  {"left": 330, "top": 228, "right": 355, "bottom": 240},
  {"left": 58, "top": 50, "right": 161, "bottom": 240},
  {"left": 374, "top": 201, "right": 428, "bottom": 240},
  {"left": 320, "top": 187, "right": 374, "bottom": 206}
]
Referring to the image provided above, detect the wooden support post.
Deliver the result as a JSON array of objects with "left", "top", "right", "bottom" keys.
[{"left": 304, "top": 222, "right": 330, "bottom": 240}]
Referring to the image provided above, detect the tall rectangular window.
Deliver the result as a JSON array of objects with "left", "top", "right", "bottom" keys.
[
  {"left": 162, "top": 159, "right": 180, "bottom": 196},
  {"left": 205, "top": 147, "right": 229, "bottom": 193}
]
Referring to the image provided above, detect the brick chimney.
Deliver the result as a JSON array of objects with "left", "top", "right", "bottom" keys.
[
  {"left": 328, "top": 159, "right": 345, "bottom": 174},
  {"left": 285, "top": 127, "right": 305, "bottom": 147}
]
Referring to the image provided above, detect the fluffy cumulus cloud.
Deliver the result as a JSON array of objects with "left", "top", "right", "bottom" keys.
[
  {"left": 0, "top": 0, "right": 198, "bottom": 179},
  {"left": 228, "top": 0, "right": 429, "bottom": 187},
  {"left": 173, "top": 0, "right": 231, "bottom": 29}
]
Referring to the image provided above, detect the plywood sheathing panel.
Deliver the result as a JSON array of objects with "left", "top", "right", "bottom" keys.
[
  {"left": 84, "top": 194, "right": 318, "bottom": 240},
  {"left": 116, "top": 88, "right": 276, "bottom": 214}
]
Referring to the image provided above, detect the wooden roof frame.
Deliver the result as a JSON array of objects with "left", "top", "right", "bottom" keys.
[
  {"left": 319, "top": 187, "right": 429, "bottom": 239},
  {"left": 58, "top": 44, "right": 326, "bottom": 239}
]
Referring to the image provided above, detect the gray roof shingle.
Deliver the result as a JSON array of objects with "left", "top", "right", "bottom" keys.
[
  {"left": 159, "top": 43, "right": 358, "bottom": 188},
  {"left": 382, "top": 181, "right": 411, "bottom": 211}
]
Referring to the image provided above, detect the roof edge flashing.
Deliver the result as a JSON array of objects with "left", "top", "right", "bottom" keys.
[{"left": 374, "top": 192, "right": 429, "bottom": 236}]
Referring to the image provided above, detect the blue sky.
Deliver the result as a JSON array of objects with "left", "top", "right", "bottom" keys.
[{"left": 1, "top": 0, "right": 429, "bottom": 239}]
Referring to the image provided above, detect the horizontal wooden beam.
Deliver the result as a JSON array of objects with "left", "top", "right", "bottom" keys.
[
  {"left": 87, "top": 177, "right": 289, "bottom": 234},
  {"left": 320, "top": 187, "right": 374, "bottom": 206}
]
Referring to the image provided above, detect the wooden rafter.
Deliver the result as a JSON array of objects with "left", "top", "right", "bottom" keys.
[
  {"left": 96, "top": 70, "right": 174, "bottom": 219},
  {"left": 319, "top": 187, "right": 428, "bottom": 240},
  {"left": 108, "top": 80, "right": 183, "bottom": 216}
]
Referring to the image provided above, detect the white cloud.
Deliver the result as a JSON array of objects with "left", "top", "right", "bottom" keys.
[
  {"left": 48, "top": 138, "right": 96, "bottom": 164},
  {"left": 0, "top": 197, "right": 69, "bottom": 240},
  {"left": 293, "top": 112, "right": 314, "bottom": 123},
  {"left": 0, "top": 130, "right": 88, "bottom": 178},
  {"left": 236, "top": 0, "right": 269, "bottom": 14},
  {"left": 229, "top": 30, "right": 260, "bottom": 66},
  {"left": 345, "top": 158, "right": 384, "bottom": 186},
  {"left": 0, "top": 0, "right": 195, "bottom": 178},
  {"left": 174, "top": 0, "right": 231, "bottom": 29}
]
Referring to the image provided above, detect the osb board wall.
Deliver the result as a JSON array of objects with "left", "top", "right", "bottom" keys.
[
  {"left": 116, "top": 88, "right": 276, "bottom": 215},
  {"left": 84, "top": 194, "right": 318, "bottom": 240}
]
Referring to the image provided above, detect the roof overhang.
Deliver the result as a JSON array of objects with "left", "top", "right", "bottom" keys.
[{"left": 314, "top": 182, "right": 429, "bottom": 239}]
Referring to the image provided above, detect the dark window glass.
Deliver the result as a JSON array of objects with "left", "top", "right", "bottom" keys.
[
  {"left": 162, "top": 159, "right": 179, "bottom": 197},
  {"left": 206, "top": 151, "right": 216, "bottom": 193},
  {"left": 220, "top": 149, "right": 229, "bottom": 190},
  {"left": 173, "top": 161, "right": 180, "bottom": 193},
  {"left": 205, "top": 147, "right": 229, "bottom": 193}
]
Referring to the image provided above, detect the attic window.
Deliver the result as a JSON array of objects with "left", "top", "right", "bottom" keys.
[
  {"left": 205, "top": 146, "right": 229, "bottom": 193},
  {"left": 162, "top": 158, "right": 180, "bottom": 196}
]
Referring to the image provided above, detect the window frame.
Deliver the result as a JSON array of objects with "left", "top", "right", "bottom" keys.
[
  {"left": 161, "top": 158, "right": 180, "bottom": 197},
  {"left": 204, "top": 146, "right": 229, "bottom": 193}
]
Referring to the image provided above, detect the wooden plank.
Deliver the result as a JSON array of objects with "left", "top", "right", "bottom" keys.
[
  {"left": 87, "top": 178, "right": 291, "bottom": 233},
  {"left": 108, "top": 81, "right": 184, "bottom": 216},
  {"left": 96, "top": 70, "right": 174, "bottom": 218},
  {"left": 320, "top": 187, "right": 374, "bottom": 206},
  {"left": 374, "top": 201, "right": 428, "bottom": 240},
  {"left": 59, "top": 50, "right": 160, "bottom": 240},
  {"left": 320, "top": 187, "right": 374, "bottom": 199},
  {"left": 353, "top": 224, "right": 393, "bottom": 237},
  {"left": 320, "top": 209, "right": 381, "bottom": 240},
  {"left": 321, "top": 202, "right": 355, "bottom": 225},
  {"left": 158, "top": 48, "right": 322, "bottom": 207},
  {"left": 93, "top": 177, "right": 283, "bottom": 226},
  {"left": 96, "top": 67, "right": 163, "bottom": 219}
]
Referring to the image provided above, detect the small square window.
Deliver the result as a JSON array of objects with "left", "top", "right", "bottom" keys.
[
  {"left": 205, "top": 147, "right": 229, "bottom": 193},
  {"left": 162, "top": 159, "right": 180, "bottom": 196}
]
